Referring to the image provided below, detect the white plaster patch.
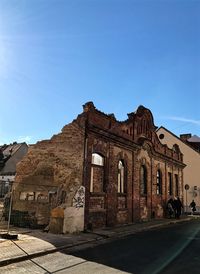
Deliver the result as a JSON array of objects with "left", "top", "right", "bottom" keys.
[
  {"left": 63, "top": 207, "right": 84, "bottom": 233},
  {"left": 63, "top": 186, "right": 85, "bottom": 233}
]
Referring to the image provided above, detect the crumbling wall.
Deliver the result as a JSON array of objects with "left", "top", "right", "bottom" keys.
[{"left": 12, "top": 119, "right": 85, "bottom": 232}]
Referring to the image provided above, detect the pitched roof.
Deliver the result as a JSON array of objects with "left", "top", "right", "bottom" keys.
[
  {"left": 188, "top": 135, "right": 200, "bottom": 143},
  {"left": 156, "top": 126, "right": 200, "bottom": 156},
  {"left": 0, "top": 142, "right": 28, "bottom": 175}
]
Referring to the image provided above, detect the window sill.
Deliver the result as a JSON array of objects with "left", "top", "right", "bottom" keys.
[
  {"left": 117, "top": 193, "right": 127, "bottom": 197},
  {"left": 117, "top": 208, "right": 128, "bottom": 211},
  {"left": 90, "top": 192, "right": 106, "bottom": 197},
  {"left": 89, "top": 208, "right": 106, "bottom": 212}
]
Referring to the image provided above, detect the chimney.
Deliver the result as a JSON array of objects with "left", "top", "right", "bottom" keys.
[{"left": 180, "top": 133, "right": 192, "bottom": 142}]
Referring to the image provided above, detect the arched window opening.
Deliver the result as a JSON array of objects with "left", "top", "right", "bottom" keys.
[
  {"left": 168, "top": 172, "right": 173, "bottom": 195},
  {"left": 118, "top": 160, "right": 125, "bottom": 193},
  {"left": 156, "top": 170, "right": 162, "bottom": 195},
  {"left": 90, "top": 153, "right": 104, "bottom": 193},
  {"left": 92, "top": 153, "right": 104, "bottom": 166},
  {"left": 140, "top": 165, "right": 147, "bottom": 195},
  {"left": 175, "top": 174, "right": 179, "bottom": 196}
]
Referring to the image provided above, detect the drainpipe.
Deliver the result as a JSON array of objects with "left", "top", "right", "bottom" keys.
[{"left": 151, "top": 156, "right": 153, "bottom": 219}]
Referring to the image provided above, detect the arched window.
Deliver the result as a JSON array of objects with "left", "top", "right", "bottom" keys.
[
  {"left": 118, "top": 160, "right": 125, "bottom": 193},
  {"left": 168, "top": 172, "right": 173, "bottom": 195},
  {"left": 175, "top": 174, "right": 179, "bottom": 196},
  {"left": 156, "top": 170, "right": 162, "bottom": 195},
  {"left": 90, "top": 153, "right": 104, "bottom": 192},
  {"left": 140, "top": 165, "right": 147, "bottom": 195},
  {"left": 92, "top": 153, "right": 104, "bottom": 166}
]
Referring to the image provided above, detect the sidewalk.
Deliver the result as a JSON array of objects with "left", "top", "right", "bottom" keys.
[{"left": 0, "top": 216, "right": 193, "bottom": 267}]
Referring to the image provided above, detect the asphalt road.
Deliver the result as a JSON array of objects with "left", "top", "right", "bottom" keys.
[
  {"left": 1, "top": 219, "right": 200, "bottom": 274},
  {"left": 70, "top": 219, "right": 200, "bottom": 274}
]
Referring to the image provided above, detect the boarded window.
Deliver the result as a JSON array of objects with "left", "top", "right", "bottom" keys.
[{"left": 90, "top": 153, "right": 104, "bottom": 192}]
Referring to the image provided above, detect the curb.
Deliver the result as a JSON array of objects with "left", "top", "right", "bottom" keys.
[
  {"left": 0, "top": 237, "right": 100, "bottom": 267},
  {"left": 88, "top": 217, "right": 192, "bottom": 239}
]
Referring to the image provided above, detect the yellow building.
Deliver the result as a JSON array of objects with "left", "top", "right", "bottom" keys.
[{"left": 156, "top": 127, "right": 200, "bottom": 213}]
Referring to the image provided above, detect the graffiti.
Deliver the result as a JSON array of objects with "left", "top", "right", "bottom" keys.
[{"left": 73, "top": 186, "right": 85, "bottom": 208}]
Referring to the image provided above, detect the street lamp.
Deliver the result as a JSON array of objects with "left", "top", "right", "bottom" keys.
[{"left": 184, "top": 184, "right": 190, "bottom": 214}]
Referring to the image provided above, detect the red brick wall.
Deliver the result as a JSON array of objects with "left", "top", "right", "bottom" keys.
[{"left": 83, "top": 103, "right": 184, "bottom": 229}]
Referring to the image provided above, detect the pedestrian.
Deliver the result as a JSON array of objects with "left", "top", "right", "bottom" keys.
[
  {"left": 173, "top": 196, "right": 183, "bottom": 219},
  {"left": 190, "top": 199, "right": 196, "bottom": 215},
  {"left": 166, "top": 198, "right": 175, "bottom": 218}
]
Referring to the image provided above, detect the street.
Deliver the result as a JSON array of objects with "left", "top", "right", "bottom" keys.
[{"left": 1, "top": 219, "right": 200, "bottom": 274}]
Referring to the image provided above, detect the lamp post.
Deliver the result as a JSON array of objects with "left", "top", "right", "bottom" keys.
[{"left": 185, "top": 184, "right": 190, "bottom": 213}]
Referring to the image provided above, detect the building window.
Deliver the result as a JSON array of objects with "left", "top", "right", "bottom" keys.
[
  {"left": 118, "top": 160, "right": 125, "bottom": 193},
  {"left": 156, "top": 169, "right": 162, "bottom": 195},
  {"left": 159, "top": 134, "right": 164, "bottom": 140},
  {"left": 175, "top": 174, "right": 179, "bottom": 196},
  {"left": 168, "top": 172, "right": 173, "bottom": 196},
  {"left": 19, "top": 192, "right": 35, "bottom": 201},
  {"left": 140, "top": 165, "right": 147, "bottom": 195},
  {"left": 92, "top": 153, "right": 104, "bottom": 166},
  {"left": 90, "top": 153, "right": 104, "bottom": 192}
]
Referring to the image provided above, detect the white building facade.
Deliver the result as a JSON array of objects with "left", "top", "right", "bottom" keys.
[{"left": 156, "top": 127, "right": 200, "bottom": 213}]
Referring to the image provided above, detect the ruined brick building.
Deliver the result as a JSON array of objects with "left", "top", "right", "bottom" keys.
[{"left": 12, "top": 102, "right": 185, "bottom": 233}]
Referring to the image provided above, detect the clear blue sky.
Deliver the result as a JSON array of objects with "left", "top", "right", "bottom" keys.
[{"left": 0, "top": 0, "right": 199, "bottom": 144}]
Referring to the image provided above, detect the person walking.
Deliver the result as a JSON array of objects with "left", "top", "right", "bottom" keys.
[
  {"left": 166, "top": 198, "right": 175, "bottom": 218},
  {"left": 190, "top": 199, "right": 196, "bottom": 215},
  {"left": 173, "top": 196, "right": 183, "bottom": 219}
]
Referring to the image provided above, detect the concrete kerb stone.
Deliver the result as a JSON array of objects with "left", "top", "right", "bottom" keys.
[
  {"left": 0, "top": 216, "right": 193, "bottom": 267},
  {"left": 0, "top": 236, "right": 100, "bottom": 267},
  {"left": 89, "top": 217, "right": 192, "bottom": 239}
]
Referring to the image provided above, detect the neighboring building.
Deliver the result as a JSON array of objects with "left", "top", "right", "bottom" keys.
[
  {"left": 157, "top": 127, "right": 200, "bottom": 212},
  {"left": 12, "top": 102, "right": 185, "bottom": 233},
  {"left": 180, "top": 134, "right": 200, "bottom": 153},
  {"left": 0, "top": 142, "right": 28, "bottom": 197}
]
